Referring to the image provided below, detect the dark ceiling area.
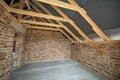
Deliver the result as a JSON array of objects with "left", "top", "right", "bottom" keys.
[
  {"left": 4, "top": 0, "right": 120, "bottom": 39},
  {"left": 83, "top": 0, "right": 120, "bottom": 32}
]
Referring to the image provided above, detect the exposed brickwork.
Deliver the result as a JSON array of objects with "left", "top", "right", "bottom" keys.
[
  {"left": 71, "top": 41, "right": 120, "bottom": 80},
  {"left": 13, "top": 28, "right": 27, "bottom": 67},
  {"left": 0, "top": 5, "right": 15, "bottom": 80},
  {"left": 0, "top": 2, "right": 120, "bottom": 80},
  {"left": 26, "top": 29, "right": 71, "bottom": 63},
  {"left": 0, "top": 4, "right": 25, "bottom": 80}
]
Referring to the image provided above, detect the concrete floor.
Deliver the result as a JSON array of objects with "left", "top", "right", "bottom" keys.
[{"left": 9, "top": 60, "right": 108, "bottom": 80}]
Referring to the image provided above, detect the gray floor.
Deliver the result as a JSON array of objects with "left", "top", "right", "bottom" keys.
[{"left": 9, "top": 60, "right": 108, "bottom": 80}]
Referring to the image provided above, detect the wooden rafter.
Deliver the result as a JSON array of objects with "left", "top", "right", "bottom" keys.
[
  {"left": 11, "top": 1, "right": 49, "bottom": 23},
  {"left": 10, "top": 0, "right": 14, "bottom": 6},
  {"left": 36, "top": 0, "right": 110, "bottom": 41},
  {"left": 29, "top": 0, "right": 78, "bottom": 43},
  {"left": 25, "top": 0, "right": 31, "bottom": 10},
  {"left": 24, "top": 2, "right": 76, "bottom": 43},
  {"left": 28, "top": 1, "right": 50, "bottom": 23},
  {"left": 68, "top": 0, "right": 110, "bottom": 41},
  {"left": 52, "top": 5, "right": 92, "bottom": 42},
  {"left": 0, "top": 0, "right": 79, "bottom": 43},
  {"left": 19, "top": 19, "right": 62, "bottom": 28},
  {"left": 59, "top": 29, "right": 76, "bottom": 43},
  {"left": 18, "top": 0, "right": 25, "bottom": 19},
  {"left": 34, "top": 0, "right": 82, "bottom": 43},
  {"left": 27, "top": 26, "right": 59, "bottom": 31},
  {"left": 30, "top": 1, "right": 78, "bottom": 43},
  {"left": 36, "top": 0, "right": 78, "bottom": 11},
  {"left": 0, "top": 0, "right": 72, "bottom": 22},
  {"left": 35, "top": 17, "right": 46, "bottom": 22},
  {"left": 12, "top": 2, "right": 18, "bottom": 7}
]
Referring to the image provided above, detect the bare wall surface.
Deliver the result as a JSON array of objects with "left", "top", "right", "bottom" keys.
[
  {"left": 71, "top": 41, "right": 120, "bottom": 80},
  {"left": 0, "top": 4, "right": 26, "bottom": 80},
  {"left": 26, "top": 29, "right": 71, "bottom": 63},
  {"left": 0, "top": 4, "right": 15, "bottom": 80},
  {"left": 13, "top": 27, "right": 27, "bottom": 68}
]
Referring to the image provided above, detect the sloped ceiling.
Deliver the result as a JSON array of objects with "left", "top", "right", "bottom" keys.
[{"left": 4, "top": 0, "right": 120, "bottom": 41}]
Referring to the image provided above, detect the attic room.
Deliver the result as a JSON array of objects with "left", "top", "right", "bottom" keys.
[{"left": 0, "top": 0, "right": 120, "bottom": 80}]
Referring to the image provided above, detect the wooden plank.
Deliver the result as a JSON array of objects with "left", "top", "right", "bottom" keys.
[
  {"left": 36, "top": 0, "right": 78, "bottom": 11},
  {"left": 0, "top": 0, "right": 72, "bottom": 22},
  {"left": 36, "top": 0, "right": 86, "bottom": 13},
  {"left": 59, "top": 30, "right": 77, "bottom": 43},
  {"left": 0, "top": 0, "right": 76, "bottom": 43},
  {"left": 62, "top": 24, "right": 82, "bottom": 43},
  {"left": 25, "top": 0, "right": 31, "bottom": 10},
  {"left": 18, "top": 0, "right": 25, "bottom": 19},
  {"left": 68, "top": 0, "right": 110, "bottom": 41},
  {"left": 19, "top": 19, "right": 62, "bottom": 28},
  {"left": 10, "top": 0, "right": 14, "bottom": 6},
  {"left": 27, "top": 26, "right": 59, "bottom": 31},
  {"left": 33, "top": 1, "right": 54, "bottom": 23},
  {"left": 28, "top": 1, "right": 51, "bottom": 23},
  {"left": 35, "top": 0, "right": 110, "bottom": 41},
  {"left": 13, "top": 8, "right": 71, "bottom": 22},
  {"left": 34, "top": 0, "right": 82, "bottom": 43},
  {"left": 32, "top": 0, "right": 79, "bottom": 43},
  {"left": 52, "top": 5, "right": 92, "bottom": 42},
  {"left": 12, "top": 2, "right": 18, "bottom": 7}
]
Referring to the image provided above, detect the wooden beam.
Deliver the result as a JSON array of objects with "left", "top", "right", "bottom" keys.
[
  {"left": 52, "top": 5, "right": 92, "bottom": 42},
  {"left": 31, "top": 0, "right": 78, "bottom": 43},
  {"left": 27, "top": 0, "right": 78, "bottom": 43},
  {"left": 28, "top": 26, "right": 76, "bottom": 43},
  {"left": 59, "top": 30, "right": 77, "bottom": 43},
  {"left": 10, "top": 0, "right": 14, "bottom": 6},
  {"left": 14, "top": 8, "right": 71, "bottom": 22},
  {"left": 19, "top": 19, "right": 62, "bottom": 28},
  {"left": 28, "top": 1, "right": 50, "bottom": 22},
  {"left": 34, "top": 0, "right": 82, "bottom": 43},
  {"left": 33, "top": 1, "right": 54, "bottom": 23},
  {"left": 25, "top": 0, "right": 31, "bottom": 10},
  {"left": 68, "top": 0, "right": 110, "bottom": 41},
  {"left": 35, "top": 0, "right": 110, "bottom": 41},
  {"left": 35, "top": 17, "right": 46, "bottom": 22},
  {"left": 36, "top": 0, "right": 78, "bottom": 11},
  {"left": 36, "top": 0, "right": 86, "bottom": 13},
  {"left": 18, "top": 0, "right": 25, "bottom": 19},
  {"left": 0, "top": 0, "right": 72, "bottom": 22},
  {"left": 12, "top": 2, "right": 18, "bottom": 7},
  {"left": 27, "top": 26, "right": 59, "bottom": 31},
  {"left": 59, "top": 21, "right": 82, "bottom": 43},
  {"left": 0, "top": 0, "right": 76, "bottom": 43}
]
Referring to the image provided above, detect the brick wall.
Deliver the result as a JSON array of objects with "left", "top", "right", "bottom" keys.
[
  {"left": 13, "top": 27, "right": 27, "bottom": 67},
  {"left": 0, "top": 4, "right": 25, "bottom": 80},
  {"left": 71, "top": 41, "right": 120, "bottom": 80},
  {"left": 0, "top": 5, "right": 15, "bottom": 80},
  {"left": 26, "top": 29, "right": 71, "bottom": 63}
]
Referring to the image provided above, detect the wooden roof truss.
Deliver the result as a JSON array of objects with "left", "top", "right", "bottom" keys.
[{"left": 0, "top": 0, "right": 110, "bottom": 43}]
